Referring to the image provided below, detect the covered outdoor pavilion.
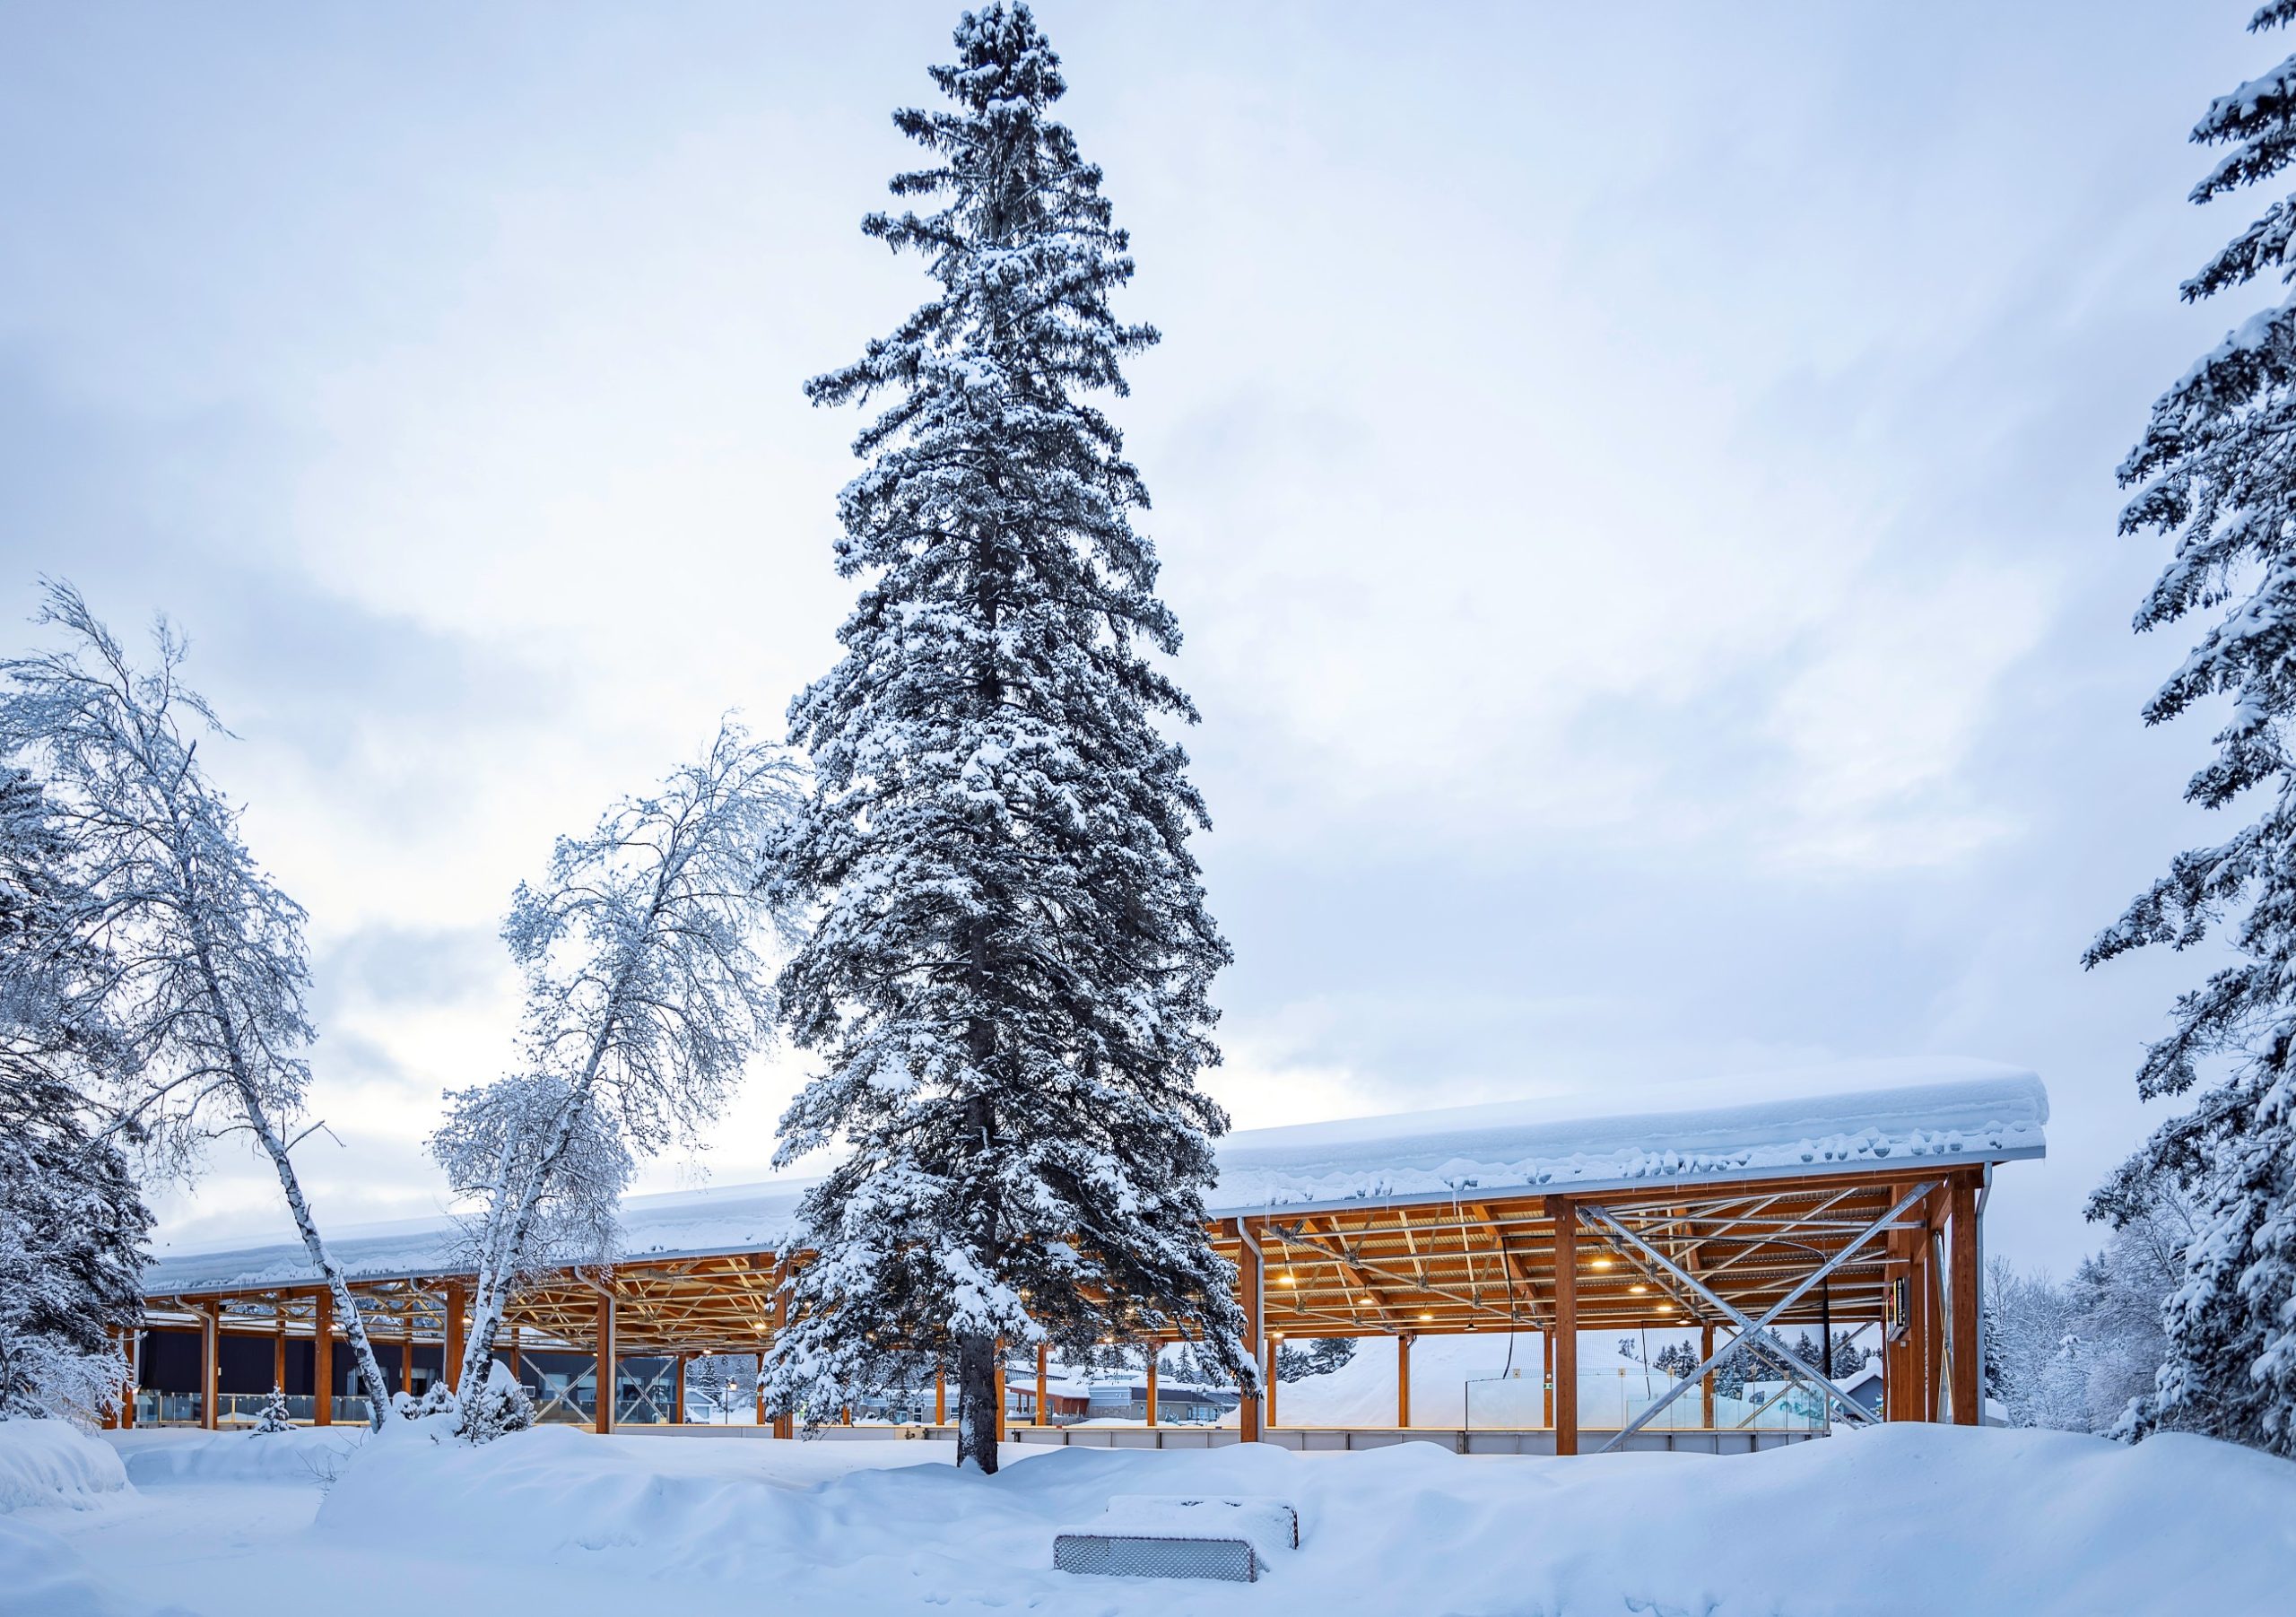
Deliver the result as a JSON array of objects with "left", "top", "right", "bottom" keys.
[{"left": 123, "top": 1060, "right": 2046, "bottom": 1456}]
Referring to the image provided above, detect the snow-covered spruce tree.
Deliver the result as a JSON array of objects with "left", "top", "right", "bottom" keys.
[
  {"left": 2085, "top": 1, "right": 2296, "bottom": 1456},
  {"left": 430, "top": 721, "right": 801, "bottom": 1415},
  {"left": 0, "top": 582, "right": 398, "bottom": 1427},
  {"left": 761, "top": 4, "right": 1250, "bottom": 1473},
  {"left": 0, "top": 767, "right": 152, "bottom": 1422}
]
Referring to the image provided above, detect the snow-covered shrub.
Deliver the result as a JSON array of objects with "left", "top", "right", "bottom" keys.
[
  {"left": 453, "top": 1361, "right": 535, "bottom": 1446},
  {"left": 248, "top": 1385, "right": 292, "bottom": 1435}
]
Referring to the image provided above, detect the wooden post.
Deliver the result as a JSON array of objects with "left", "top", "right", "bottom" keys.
[
  {"left": 1397, "top": 1334, "right": 1413, "bottom": 1429},
  {"left": 755, "top": 1352, "right": 767, "bottom": 1428},
  {"left": 1912, "top": 1224, "right": 1936, "bottom": 1421},
  {"left": 992, "top": 1352, "right": 1007, "bottom": 1446},
  {"left": 1265, "top": 1336, "right": 1279, "bottom": 1430},
  {"left": 770, "top": 1270, "right": 793, "bottom": 1439},
  {"left": 274, "top": 1312, "right": 287, "bottom": 1400},
  {"left": 200, "top": 1304, "right": 219, "bottom": 1430},
  {"left": 1238, "top": 1221, "right": 1264, "bottom": 1443},
  {"left": 1542, "top": 1328, "right": 1554, "bottom": 1428},
  {"left": 1951, "top": 1178, "right": 1980, "bottom": 1426},
  {"left": 120, "top": 1327, "right": 136, "bottom": 1429},
  {"left": 314, "top": 1288, "right": 333, "bottom": 1427},
  {"left": 1145, "top": 1351, "right": 1159, "bottom": 1427},
  {"left": 1036, "top": 1342, "right": 1049, "bottom": 1428},
  {"left": 398, "top": 1313, "right": 413, "bottom": 1400},
  {"left": 444, "top": 1282, "right": 466, "bottom": 1394},
  {"left": 674, "top": 1354, "right": 687, "bottom": 1425},
  {"left": 508, "top": 1325, "right": 522, "bottom": 1388},
  {"left": 1553, "top": 1198, "right": 1578, "bottom": 1456},
  {"left": 102, "top": 1328, "right": 120, "bottom": 1429},
  {"left": 1700, "top": 1322, "right": 1716, "bottom": 1428},
  {"left": 934, "top": 1369, "right": 946, "bottom": 1428},
  {"left": 594, "top": 1292, "right": 615, "bottom": 1434}
]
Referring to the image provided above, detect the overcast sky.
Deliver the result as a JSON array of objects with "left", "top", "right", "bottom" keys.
[{"left": 0, "top": 1, "right": 2273, "bottom": 1272}]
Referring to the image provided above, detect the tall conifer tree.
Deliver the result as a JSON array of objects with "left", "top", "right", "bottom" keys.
[
  {"left": 2088, "top": 1, "right": 2296, "bottom": 1455},
  {"left": 760, "top": 3, "right": 1251, "bottom": 1472}
]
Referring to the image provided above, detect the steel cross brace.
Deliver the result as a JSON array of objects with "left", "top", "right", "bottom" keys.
[{"left": 1578, "top": 1181, "right": 1934, "bottom": 1452}]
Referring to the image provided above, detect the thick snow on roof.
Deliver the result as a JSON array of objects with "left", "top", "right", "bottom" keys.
[{"left": 144, "top": 1057, "right": 2044, "bottom": 1296}]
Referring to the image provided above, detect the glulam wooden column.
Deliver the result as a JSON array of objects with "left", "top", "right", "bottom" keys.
[
  {"left": 1951, "top": 1178, "right": 1980, "bottom": 1426},
  {"left": 1552, "top": 1198, "right": 1578, "bottom": 1456},
  {"left": 1700, "top": 1323, "right": 1716, "bottom": 1429},
  {"left": 313, "top": 1288, "right": 333, "bottom": 1426},
  {"left": 770, "top": 1267, "right": 793, "bottom": 1439},
  {"left": 594, "top": 1291, "right": 616, "bottom": 1434},
  {"left": 1145, "top": 1352, "right": 1158, "bottom": 1427},
  {"left": 1397, "top": 1334, "right": 1413, "bottom": 1429},
  {"left": 1036, "top": 1342, "right": 1049, "bottom": 1429},
  {"left": 1237, "top": 1221, "right": 1263, "bottom": 1443},
  {"left": 200, "top": 1304, "right": 219, "bottom": 1430},
  {"left": 444, "top": 1281, "right": 466, "bottom": 1394}
]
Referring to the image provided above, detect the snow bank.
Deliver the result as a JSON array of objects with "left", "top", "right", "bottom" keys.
[
  {"left": 0, "top": 1419, "right": 128, "bottom": 1513},
  {"left": 106, "top": 1426, "right": 367, "bottom": 1489},
  {"left": 144, "top": 1061, "right": 2046, "bottom": 1292},
  {"left": 308, "top": 1421, "right": 2292, "bottom": 1614}
]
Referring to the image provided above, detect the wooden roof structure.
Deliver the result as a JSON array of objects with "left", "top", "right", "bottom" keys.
[{"left": 131, "top": 1065, "right": 2044, "bottom": 1448}]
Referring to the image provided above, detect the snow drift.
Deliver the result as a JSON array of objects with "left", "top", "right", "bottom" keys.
[
  {"left": 307, "top": 1421, "right": 2292, "bottom": 1614},
  {"left": 0, "top": 1419, "right": 127, "bottom": 1513}
]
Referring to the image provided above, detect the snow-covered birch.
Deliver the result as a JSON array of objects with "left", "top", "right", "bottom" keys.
[
  {"left": 0, "top": 581, "right": 396, "bottom": 1424},
  {"left": 432, "top": 721, "right": 802, "bottom": 1403}
]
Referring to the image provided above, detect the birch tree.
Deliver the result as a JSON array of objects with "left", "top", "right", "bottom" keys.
[
  {"left": 0, "top": 581, "right": 396, "bottom": 1423},
  {"left": 432, "top": 721, "right": 801, "bottom": 1403}
]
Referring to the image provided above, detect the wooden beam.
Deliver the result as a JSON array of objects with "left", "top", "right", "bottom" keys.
[
  {"left": 1951, "top": 1178, "right": 1980, "bottom": 1426},
  {"left": 1552, "top": 1198, "right": 1578, "bottom": 1456},
  {"left": 314, "top": 1288, "right": 333, "bottom": 1427},
  {"left": 1397, "top": 1334, "right": 1413, "bottom": 1429}
]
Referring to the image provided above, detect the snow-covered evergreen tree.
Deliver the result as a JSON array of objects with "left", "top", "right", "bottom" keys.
[
  {"left": 1985, "top": 1176, "right": 2196, "bottom": 1433},
  {"left": 1274, "top": 1337, "right": 1358, "bottom": 1384},
  {"left": 761, "top": 3, "right": 1250, "bottom": 1473},
  {"left": 430, "top": 720, "right": 800, "bottom": 1413},
  {"left": 0, "top": 767, "right": 151, "bottom": 1423},
  {"left": 2085, "top": 1, "right": 2296, "bottom": 1456},
  {"left": 248, "top": 1384, "right": 291, "bottom": 1435},
  {"left": 0, "top": 582, "right": 396, "bottom": 1426}
]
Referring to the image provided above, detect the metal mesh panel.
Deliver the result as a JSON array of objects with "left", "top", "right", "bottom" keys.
[{"left": 1054, "top": 1534, "right": 1259, "bottom": 1583}]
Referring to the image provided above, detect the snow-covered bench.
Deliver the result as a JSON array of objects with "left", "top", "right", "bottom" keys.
[{"left": 1053, "top": 1494, "right": 1300, "bottom": 1584}]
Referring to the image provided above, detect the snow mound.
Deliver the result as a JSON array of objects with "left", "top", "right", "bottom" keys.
[
  {"left": 309, "top": 1421, "right": 2293, "bottom": 1613},
  {"left": 0, "top": 1419, "right": 129, "bottom": 1513},
  {"left": 107, "top": 1426, "right": 367, "bottom": 1489}
]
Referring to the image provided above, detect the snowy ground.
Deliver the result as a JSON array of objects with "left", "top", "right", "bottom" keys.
[{"left": 3, "top": 1418, "right": 2292, "bottom": 1615}]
